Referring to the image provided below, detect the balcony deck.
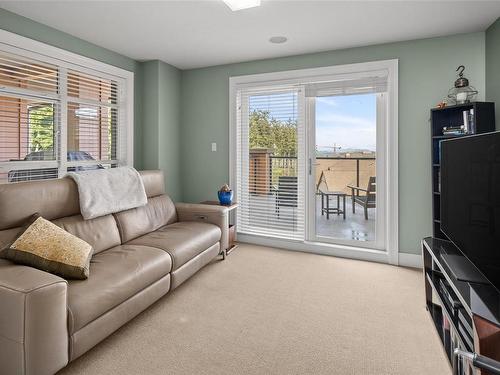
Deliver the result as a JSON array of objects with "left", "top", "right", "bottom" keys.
[
  {"left": 245, "top": 154, "right": 376, "bottom": 242},
  {"left": 315, "top": 194, "right": 375, "bottom": 242},
  {"left": 244, "top": 194, "right": 375, "bottom": 242}
]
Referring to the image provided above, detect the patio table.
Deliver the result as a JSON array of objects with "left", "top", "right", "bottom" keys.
[{"left": 320, "top": 190, "right": 346, "bottom": 220}]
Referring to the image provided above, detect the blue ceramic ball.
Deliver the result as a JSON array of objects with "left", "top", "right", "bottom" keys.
[{"left": 218, "top": 190, "right": 233, "bottom": 206}]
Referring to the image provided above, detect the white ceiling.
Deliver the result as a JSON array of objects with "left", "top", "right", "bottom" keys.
[{"left": 1, "top": 1, "right": 499, "bottom": 70}]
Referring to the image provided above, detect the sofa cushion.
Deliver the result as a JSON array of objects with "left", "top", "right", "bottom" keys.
[
  {"left": 0, "top": 177, "right": 80, "bottom": 231},
  {"left": 140, "top": 170, "right": 166, "bottom": 198},
  {"left": 0, "top": 227, "right": 25, "bottom": 249},
  {"left": 0, "top": 214, "right": 93, "bottom": 280},
  {"left": 53, "top": 214, "right": 121, "bottom": 255},
  {"left": 67, "top": 244, "right": 172, "bottom": 333},
  {"left": 126, "top": 222, "right": 221, "bottom": 271},
  {"left": 113, "top": 195, "right": 177, "bottom": 243},
  {"left": 0, "top": 170, "right": 163, "bottom": 231}
]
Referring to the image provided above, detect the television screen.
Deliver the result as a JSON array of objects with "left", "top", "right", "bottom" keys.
[{"left": 441, "top": 131, "right": 500, "bottom": 292}]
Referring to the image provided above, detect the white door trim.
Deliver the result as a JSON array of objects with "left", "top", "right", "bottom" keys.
[{"left": 229, "top": 59, "right": 399, "bottom": 265}]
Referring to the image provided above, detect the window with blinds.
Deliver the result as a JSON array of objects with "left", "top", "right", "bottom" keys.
[
  {"left": 67, "top": 70, "right": 119, "bottom": 169},
  {"left": 0, "top": 43, "right": 130, "bottom": 184},
  {"left": 236, "top": 86, "right": 305, "bottom": 240}
]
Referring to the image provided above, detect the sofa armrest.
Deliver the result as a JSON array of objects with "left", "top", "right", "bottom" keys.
[
  {"left": 0, "top": 259, "right": 69, "bottom": 375},
  {"left": 175, "top": 203, "right": 229, "bottom": 251}
]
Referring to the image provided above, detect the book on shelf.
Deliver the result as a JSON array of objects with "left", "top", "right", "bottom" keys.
[
  {"left": 462, "top": 109, "right": 476, "bottom": 134},
  {"left": 442, "top": 126, "right": 466, "bottom": 135},
  {"left": 441, "top": 109, "right": 476, "bottom": 136},
  {"left": 468, "top": 109, "right": 475, "bottom": 134}
]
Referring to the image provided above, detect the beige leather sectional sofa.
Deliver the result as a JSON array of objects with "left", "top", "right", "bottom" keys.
[{"left": 0, "top": 170, "right": 229, "bottom": 375}]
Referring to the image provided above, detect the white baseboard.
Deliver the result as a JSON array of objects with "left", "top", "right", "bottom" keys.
[
  {"left": 238, "top": 234, "right": 390, "bottom": 264},
  {"left": 238, "top": 233, "right": 422, "bottom": 268},
  {"left": 398, "top": 252, "right": 422, "bottom": 268}
]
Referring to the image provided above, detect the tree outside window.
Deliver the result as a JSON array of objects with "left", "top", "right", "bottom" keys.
[{"left": 28, "top": 104, "right": 55, "bottom": 158}]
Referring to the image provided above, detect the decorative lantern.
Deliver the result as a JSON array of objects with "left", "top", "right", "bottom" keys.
[{"left": 447, "top": 65, "right": 478, "bottom": 104}]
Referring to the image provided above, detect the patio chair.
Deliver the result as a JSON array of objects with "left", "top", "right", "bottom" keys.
[
  {"left": 274, "top": 176, "right": 298, "bottom": 217},
  {"left": 347, "top": 176, "right": 376, "bottom": 220}
]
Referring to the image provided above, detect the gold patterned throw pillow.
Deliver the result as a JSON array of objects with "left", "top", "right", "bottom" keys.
[{"left": 0, "top": 214, "right": 93, "bottom": 279}]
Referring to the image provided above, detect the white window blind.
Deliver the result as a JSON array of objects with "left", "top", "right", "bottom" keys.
[
  {"left": 236, "top": 86, "right": 305, "bottom": 240},
  {"left": 66, "top": 70, "right": 121, "bottom": 169},
  {"left": 0, "top": 51, "right": 58, "bottom": 94},
  {"left": 304, "top": 71, "right": 388, "bottom": 97},
  {"left": 0, "top": 44, "right": 130, "bottom": 184},
  {"left": 0, "top": 51, "right": 59, "bottom": 182}
]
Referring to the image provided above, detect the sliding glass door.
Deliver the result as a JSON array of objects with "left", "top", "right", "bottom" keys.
[
  {"left": 232, "top": 61, "right": 395, "bottom": 256},
  {"left": 308, "top": 92, "right": 386, "bottom": 249}
]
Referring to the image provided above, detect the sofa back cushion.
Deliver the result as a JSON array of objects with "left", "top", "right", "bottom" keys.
[
  {"left": 53, "top": 214, "right": 121, "bottom": 255},
  {"left": 113, "top": 195, "right": 177, "bottom": 243},
  {"left": 0, "top": 170, "right": 166, "bottom": 231},
  {"left": 0, "top": 178, "right": 80, "bottom": 230},
  {"left": 0, "top": 227, "right": 24, "bottom": 250},
  {"left": 140, "top": 170, "right": 166, "bottom": 198},
  {"left": 0, "top": 169, "right": 168, "bottom": 253}
]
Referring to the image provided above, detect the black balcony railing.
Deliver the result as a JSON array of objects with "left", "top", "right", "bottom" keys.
[{"left": 268, "top": 155, "right": 376, "bottom": 190}]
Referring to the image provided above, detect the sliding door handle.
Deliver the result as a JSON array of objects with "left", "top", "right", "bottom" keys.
[{"left": 454, "top": 349, "right": 500, "bottom": 374}]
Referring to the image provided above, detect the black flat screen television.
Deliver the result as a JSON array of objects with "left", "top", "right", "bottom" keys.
[{"left": 441, "top": 131, "right": 500, "bottom": 292}]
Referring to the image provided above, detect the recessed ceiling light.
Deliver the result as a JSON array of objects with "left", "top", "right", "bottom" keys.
[
  {"left": 223, "top": 0, "right": 261, "bottom": 11},
  {"left": 269, "top": 36, "right": 287, "bottom": 44}
]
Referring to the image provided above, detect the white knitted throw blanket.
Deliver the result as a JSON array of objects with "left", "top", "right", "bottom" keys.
[{"left": 68, "top": 167, "right": 147, "bottom": 220}]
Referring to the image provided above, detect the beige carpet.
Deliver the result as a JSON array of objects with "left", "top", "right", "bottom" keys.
[{"left": 59, "top": 244, "right": 450, "bottom": 375}]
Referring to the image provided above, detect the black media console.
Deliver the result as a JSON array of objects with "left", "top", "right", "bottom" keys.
[{"left": 423, "top": 237, "right": 500, "bottom": 374}]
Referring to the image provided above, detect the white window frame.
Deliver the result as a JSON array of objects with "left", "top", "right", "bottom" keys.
[
  {"left": 229, "top": 59, "right": 399, "bottom": 265},
  {"left": 0, "top": 29, "right": 134, "bottom": 179}
]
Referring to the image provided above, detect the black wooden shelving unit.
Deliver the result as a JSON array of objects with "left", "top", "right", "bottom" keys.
[{"left": 430, "top": 102, "right": 495, "bottom": 239}]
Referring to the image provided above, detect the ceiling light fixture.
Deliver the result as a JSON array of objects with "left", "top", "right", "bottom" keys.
[
  {"left": 223, "top": 0, "right": 261, "bottom": 11},
  {"left": 269, "top": 36, "right": 287, "bottom": 44}
]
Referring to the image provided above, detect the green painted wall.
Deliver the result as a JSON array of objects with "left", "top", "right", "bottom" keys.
[
  {"left": 180, "top": 32, "right": 486, "bottom": 255},
  {"left": 139, "top": 60, "right": 182, "bottom": 201},
  {"left": 140, "top": 61, "right": 160, "bottom": 171},
  {"left": 159, "top": 61, "right": 182, "bottom": 201},
  {"left": 0, "top": 8, "right": 144, "bottom": 167},
  {"left": 486, "top": 17, "right": 500, "bottom": 127}
]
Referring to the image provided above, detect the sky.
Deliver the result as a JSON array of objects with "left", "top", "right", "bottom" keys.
[
  {"left": 316, "top": 94, "right": 376, "bottom": 152},
  {"left": 249, "top": 92, "right": 376, "bottom": 152}
]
